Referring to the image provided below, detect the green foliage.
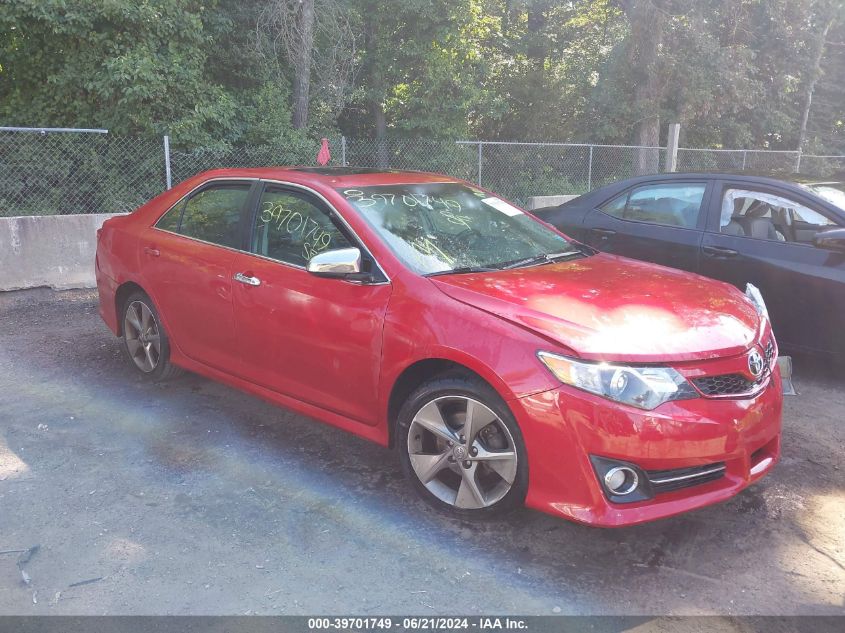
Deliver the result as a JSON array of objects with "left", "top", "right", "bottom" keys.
[{"left": 0, "top": 0, "right": 843, "bottom": 153}]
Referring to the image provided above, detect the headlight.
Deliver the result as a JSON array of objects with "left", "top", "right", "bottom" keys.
[
  {"left": 745, "top": 283, "right": 769, "bottom": 321},
  {"left": 537, "top": 352, "right": 698, "bottom": 410}
]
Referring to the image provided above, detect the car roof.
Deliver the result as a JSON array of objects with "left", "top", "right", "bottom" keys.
[
  {"left": 599, "top": 171, "right": 841, "bottom": 187},
  {"left": 567, "top": 172, "right": 843, "bottom": 206},
  {"left": 194, "top": 166, "right": 461, "bottom": 188}
]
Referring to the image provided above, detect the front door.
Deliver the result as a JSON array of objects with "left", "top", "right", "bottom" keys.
[
  {"left": 582, "top": 181, "right": 710, "bottom": 273},
  {"left": 231, "top": 183, "right": 392, "bottom": 425}
]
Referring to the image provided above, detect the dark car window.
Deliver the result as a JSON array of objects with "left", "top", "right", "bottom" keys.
[
  {"left": 179, "top": 184, "right": 252, "bottom": 249},
  {"left": 251, "top": 187, "right": 352, "bottom": 266},
  {"left": 719, "top": 188, "right": 838, "bottom": 244},
  {"left": 600, "top": 183, "right": 706, "bottom": 228}
]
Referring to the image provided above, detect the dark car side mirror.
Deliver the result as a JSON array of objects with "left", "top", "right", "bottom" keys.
[{"left": 813, "top": 227, "right": 845, "bottom": 252}]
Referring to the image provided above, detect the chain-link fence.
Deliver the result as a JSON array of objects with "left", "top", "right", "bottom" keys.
[
  {"left": 0, "top": 130, "right": 165, "bottom": 216},
  {"left": 1, "top": 128, "right": 843, "bottom": 216}
]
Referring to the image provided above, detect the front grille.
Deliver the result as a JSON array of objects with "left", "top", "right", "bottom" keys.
[
  {"left": 691, "top": 337, "right": 776, "bottom": 397},
  {"left": 646, "top": 462, "right": 726, "bottom": 494},
  {"left": 693, "top": 373, "right": 756, "bottom": 396}
]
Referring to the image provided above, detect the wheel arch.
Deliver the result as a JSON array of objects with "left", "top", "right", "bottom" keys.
[
  {"left": 114, "top": 281, "right": 148, "bottom": 336},
  {"left": 385, "top": 356, "right": 511, "bottom": 448}
]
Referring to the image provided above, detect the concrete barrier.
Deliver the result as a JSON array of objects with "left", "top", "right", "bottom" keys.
[
  {"left": 524, "top": 194, "right": 579, "bottom": 210},
  {"left": 0, "top": 213, "right": 125, "bottom": 291}
]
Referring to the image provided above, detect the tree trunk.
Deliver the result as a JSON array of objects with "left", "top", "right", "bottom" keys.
[
  {"left": 292, "top": 0, "right": 315, "bottom": 130},
  {"left": 795, "top": 11, "right": 836, "bottom": 170},
  {"left": 374, "top": 100, "right": 389, "bottom": 169},
  {"left": 620, "top": 0, "right": 665, "bottom": 174}
]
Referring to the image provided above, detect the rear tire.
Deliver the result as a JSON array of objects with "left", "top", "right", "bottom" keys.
[
  {"left": 396, "top": 372, "right": 528, "bottom": 518},
  {"left": 119, "top": 291, "right": 183, "bottom": 382}
]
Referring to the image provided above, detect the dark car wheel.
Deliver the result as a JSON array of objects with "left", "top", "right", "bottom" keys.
[
  {"left": 397, "top": 373, "right": 528, "bottom": 518},
  {"left": 120, "top": 291, "right": 183, "bottom": 382}
]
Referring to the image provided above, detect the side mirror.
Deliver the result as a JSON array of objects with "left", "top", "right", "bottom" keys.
[
  {"left": 306, "top": 247, "right": 362, "bottom": 278},
  {"left": 813, "top": 227, "right": 845, "bottom": 252}
]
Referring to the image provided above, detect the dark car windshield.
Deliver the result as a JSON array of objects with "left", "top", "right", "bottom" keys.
[
  {"left": 801, "top": 182, "right": 845, "bottom": 212},
  {"left": 338, "top": 183, "right": 580, "bottom": 274}
]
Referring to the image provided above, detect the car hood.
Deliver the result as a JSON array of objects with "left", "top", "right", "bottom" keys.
[{"left": 430, "top": 253, "right": 761, "bottom": 362}]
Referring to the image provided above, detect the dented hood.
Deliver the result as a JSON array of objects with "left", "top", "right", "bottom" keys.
[{"left": 431, "top": 253, "right": 762, "bottom": 363}]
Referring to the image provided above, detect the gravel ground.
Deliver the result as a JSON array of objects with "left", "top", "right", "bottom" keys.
[{"left": 0, "top": 288, "right": 842, "bottom": 617}]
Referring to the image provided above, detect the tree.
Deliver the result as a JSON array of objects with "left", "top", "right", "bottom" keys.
[
  {"left": 255, "top": 0, "right": 357, "bottom": 130},
  {"left": 796, "top": 1, "right": 841, "bottom": 160}
]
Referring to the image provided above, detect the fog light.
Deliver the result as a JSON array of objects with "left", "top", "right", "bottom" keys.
[{"left": 604, "top": 466, "right": 639, "bottom": 495}]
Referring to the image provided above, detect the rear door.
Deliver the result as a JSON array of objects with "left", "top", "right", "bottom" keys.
[
  {"left": 700, "top": 180, "right": 845, "bottom": 353},
  {"left": 581, "top": 180, "right": 711, "bottom": 272},
  {"left": 141, "top": 179, "right": 256, "bottom": 372}
]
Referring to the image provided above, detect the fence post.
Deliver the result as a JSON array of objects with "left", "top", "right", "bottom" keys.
[
  {"left": 664, "top": 123, "right": 680, "bottom": 172},
  {"left": 163, "top": 135, "right": 172, "bottom": 190},
  {"left": 742, "top": 150, "right": 748, "bottom": 170},
  {"left": 587, "top": 146, "right": 593, "bottom": 191},
  {"left": 794, "top": 149, "right": 802, "bottom": 173},
  {"left": 341, "top": 135, "right": 347, "bottom": 167},
  {"left": 477, "top": 142, "right": 483, "bottom": 186}
]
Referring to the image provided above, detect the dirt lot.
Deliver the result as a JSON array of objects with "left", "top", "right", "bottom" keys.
[{"left": 0, "top": 289, "right": 842, "bottom": 616}]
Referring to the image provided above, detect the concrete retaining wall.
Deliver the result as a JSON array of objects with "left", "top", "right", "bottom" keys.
[
  {"left": 0, "top": 214, "right": 124, "bottom": 291},
  {"left": 524, "top": 194, "right": 579, "bottom": 210}
]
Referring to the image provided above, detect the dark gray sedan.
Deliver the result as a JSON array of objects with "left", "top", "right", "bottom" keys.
[{"left": 534, "top": 173, "right": 845, "bottom": 359}]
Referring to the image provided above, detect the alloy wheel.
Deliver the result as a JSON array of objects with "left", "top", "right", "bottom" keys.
[
  {"left": 123, "top": 300, "right": 161, "bottom": 373},
  {"left": 407, "top": 396, "right": 518, "bottom": 510}
]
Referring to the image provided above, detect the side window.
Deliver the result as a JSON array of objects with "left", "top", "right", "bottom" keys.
[
  {"left": 719, "top": 188, "right": 835, "bottom": 244},
  {"left": 624, "top": 184, "right": 706, "bottom": 228},
  {"left": 155, "top": 201, "right": 183, "bottom": 232},
  {"left": 599, "top": 192, "right": 627, "bottom": 218},
  {"left": 252, "top": 188, "right": 352, "bottom": 266},
  {"left": 178, "top": 184, "right": 251, "bottom": 249}
]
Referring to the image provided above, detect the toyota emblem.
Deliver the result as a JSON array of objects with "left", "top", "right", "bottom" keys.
[{"left": 748, "top": 349, "right": 765, "bottom": 378}]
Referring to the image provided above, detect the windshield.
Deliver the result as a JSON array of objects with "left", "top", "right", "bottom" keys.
[
  {"left": 338, "top": 183, "right": 580, "bottom": 274},
  {"left": 801, "top": 182, "right": 845, "bottom": 212}
]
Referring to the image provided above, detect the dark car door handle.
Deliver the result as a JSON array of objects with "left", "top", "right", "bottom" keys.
[
  {"left": 590, "top": 228, "right": 617, "bottom": 237},
  {"left": 702, "top": 245, "right": 738, "bottom": 258},
  {"left": 143, "top": 246, "right": 160, "bottom": 257}
]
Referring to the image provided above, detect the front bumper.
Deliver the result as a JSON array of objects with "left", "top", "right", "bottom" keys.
[{"left": 513, "top": 364, "right": 782, "bottom": 527}]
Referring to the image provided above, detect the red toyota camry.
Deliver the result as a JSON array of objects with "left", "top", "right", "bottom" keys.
[{"left": 95, "top": 167, "right": 783, "bottom": 526}]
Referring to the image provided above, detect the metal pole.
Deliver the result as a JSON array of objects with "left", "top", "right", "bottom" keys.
[
  {"left": 794, "top": 150, "right": 802, "bottom": 173},
  {"left": 163, "top": 135, "right": 172, "bottom": 190},
  {"left": 663, "top": 123, "right": 680, "bottom": 172},
  {"left": 477, "top": 142, "right": 483, "bottom": 186},
  {"left": 341, "top": 135, "right": 347, "bottom": 167},
  {"left": 0, "top": 126, "right": 108, "bottom": 134},
  {"left": 587, "top": 146, "right": 593, "bottom": 191},
  {"left": 742, "top": 150, "right": 747, "bottom": 170}
]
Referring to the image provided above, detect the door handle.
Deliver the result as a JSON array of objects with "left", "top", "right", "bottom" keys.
[
  {"left": 590, "top": 228, "right": 617, "bottom": 236},
  {"left": 702, "top": 245, "right": 738, "bottom": 258},
  {"left": 234, "top": 272, "right": 261, "bottom": 287},
  {"left": 143, "top": 246, "right": 160, "bottom": 257}
]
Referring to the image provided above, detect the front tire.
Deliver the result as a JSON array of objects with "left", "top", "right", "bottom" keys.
[
  {"left": 119, "top": 291, "right": 182, "bottom": 382},
  {"left": 397, "top": 373, "right": 528, "bottom": 518}
]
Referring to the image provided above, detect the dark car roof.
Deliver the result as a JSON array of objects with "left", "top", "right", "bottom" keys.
[{"left": 554, "top": 172, "right": 843, "bottom": 211}]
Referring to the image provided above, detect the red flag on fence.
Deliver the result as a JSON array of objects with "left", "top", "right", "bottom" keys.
[{"left": 316, "top": 138, "right": 331, "bottom": 165}]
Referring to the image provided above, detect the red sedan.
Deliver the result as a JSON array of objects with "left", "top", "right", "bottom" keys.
[{"left": 95, "top": 167, "right": 782, "bottom": 526}]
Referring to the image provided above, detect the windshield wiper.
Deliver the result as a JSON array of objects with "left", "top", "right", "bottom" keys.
[
  {"left": 426, "top": 265, "right": 497, "bottom": 277},
  {"left": 499, "top": 251, "right": 582, "bottom": 270}
]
